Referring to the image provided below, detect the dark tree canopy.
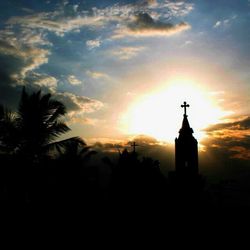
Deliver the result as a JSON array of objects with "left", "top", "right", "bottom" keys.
[{"left": 0, "top": 87, "right": 85, "bottom": 162}]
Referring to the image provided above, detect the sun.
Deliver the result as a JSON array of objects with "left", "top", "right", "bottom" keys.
[{"left": 121, "top": 79, "right": 231, "bottom": 143}]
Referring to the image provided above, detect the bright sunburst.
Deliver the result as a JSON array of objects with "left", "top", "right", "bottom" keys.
[{"left": 121, "top": 79, "right": 231, "bottom": 143}]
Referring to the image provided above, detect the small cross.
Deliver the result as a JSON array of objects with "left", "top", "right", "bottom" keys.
[
  {"left": 131, "top": 141, "right": 139, "bottom": 153},
  {"left": 181, "top": 101, "right": 190, "bottom": 116}
]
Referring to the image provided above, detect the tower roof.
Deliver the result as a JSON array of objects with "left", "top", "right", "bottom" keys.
[{"left": 179, "top": 114, "right": 194, "bottom": 135}]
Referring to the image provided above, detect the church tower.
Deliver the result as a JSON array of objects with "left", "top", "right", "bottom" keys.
[{"left": 175, "top": 102, "right": 198, "bottom": 175}]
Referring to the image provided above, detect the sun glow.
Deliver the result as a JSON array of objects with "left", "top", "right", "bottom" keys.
[{"left": 121, "top": 79, "right": 231, "bottom": 143}]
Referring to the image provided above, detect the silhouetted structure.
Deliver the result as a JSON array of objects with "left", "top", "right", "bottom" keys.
[
  {"left": 168, "top": 102, "right": 204, "bottom": 208},
  {"left": 175, "top": 101, "right": 198, "bottom": 174},
  {"left": 130, "top": 141, "right": 140, "bottom": 153}
]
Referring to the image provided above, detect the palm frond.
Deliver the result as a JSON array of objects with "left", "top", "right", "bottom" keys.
[
  {"left": 45, "top": 136, "right": 86, "bottom": 154},
  {"left": 47, "top": 100, "right": 67, "bottom": 123},
  {"left": 47, "top": 121, "right": 70, "bottom": 139}
]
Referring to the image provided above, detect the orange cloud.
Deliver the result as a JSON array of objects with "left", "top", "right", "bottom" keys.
[
  {"left": 229, "top": 146, "right": 250, "bottom": 160},
  {"left": 204, "top": 116, "right": 250, "bottom": 161}
]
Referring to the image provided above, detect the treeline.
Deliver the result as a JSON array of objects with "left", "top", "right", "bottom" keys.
[{"left": 0, "top": 89, "right": 218, "bottom": 213}]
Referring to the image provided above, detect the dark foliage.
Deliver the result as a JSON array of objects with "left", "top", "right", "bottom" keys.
[{"left": 0, "top": 88, "right": 247, "bottom": 218}]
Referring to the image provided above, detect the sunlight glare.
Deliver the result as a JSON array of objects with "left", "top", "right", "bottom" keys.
[{"left": 121, "top": 79, "right": 231, "bottom": 143}]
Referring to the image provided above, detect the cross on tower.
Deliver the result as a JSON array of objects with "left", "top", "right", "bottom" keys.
[
  {"left": 181, "top": 101, "right": 190, "bottom": 116},
  {"left": 131, "top": 141, "right": 139, "bottom": 153}
]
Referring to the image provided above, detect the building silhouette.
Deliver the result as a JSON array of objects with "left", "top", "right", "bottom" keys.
[
  {"left": 175, "top": 102, "right": 198, "bottom": 175},
  {"left": 168, "top": 101, "right": 203, "bottom": 202}
]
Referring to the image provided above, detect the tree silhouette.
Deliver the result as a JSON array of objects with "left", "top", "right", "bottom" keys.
[
  {"left": 57, "top": 139, "right": 96, "bottom": 164},
  {"left": 0, "top": 87, "right": 84, "bottom": 163},
  {"left": 0, "top": 105, "right": 19, "bottom": 154}
]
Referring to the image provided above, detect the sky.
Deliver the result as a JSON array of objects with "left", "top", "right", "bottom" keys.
[{"left": 0, "top": 0, "right": 249, "bottom": 169}]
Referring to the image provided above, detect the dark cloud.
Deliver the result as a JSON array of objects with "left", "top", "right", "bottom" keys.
[
  {"left": 113, "top": 12, "right": 190, "bottom": 38},
  {"left": 129, "top": 12, "right": 190, "bottom": 33},
  {"left": 0, "top": 28, "right": 52, "bottom": 108},
  {"left": 0, "top": 29, "right": 50, "bottom": 87},
  {"left": 205, "top": 116, "right": 250, "bottom": 132},
  {"left": 203, "top": 116, "right": 250, "bottom": 161}
]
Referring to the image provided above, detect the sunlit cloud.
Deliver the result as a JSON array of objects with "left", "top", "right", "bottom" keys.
[
  {"left": 162, "top": 0, "right": 194, "bottom": 17},
  {"left": 205, "top": 116, "right": 250, "bottom": 136},
  {"left": 55, "top": 92, "right": 103, "bottom": 114},
  {"left": 54, "top": 91, "right": 104, "bottom": 127},
  {"left": 110, "top": 46, "right": 146, "bottom": 60},
  {"left": 68, "top": 116, "right": 101, "bottom": 126},
  {"left": 5, "top": 1, "right": 193, "bottom": 41},
  {"left": 89, "top": 134, "right": 166, "bottom": 153},
  {"left": 204, "top": 116, "right": 250, "bottom": 160},
  {"left": 27, "top": 72, "right": 58, "bottom": 92},
  {"left": 7, "top": 13, "right": 106, "bottom": 37},
  {"left": 86, "top": 39, "right": 101, "bottom": 50},
  {"left": 86, "top": 70, "right": 110, "bottom": 80},
  {"left": 229, "top": 146, "right": 250, "bottom": 160},
  {"left": 144, "top": 0, "right": 158, "bottom": 7},
  {"left": 67, "top": 75, "right": 82, "bottom": 85},
  {"left": 0, "top": 34, "right": 50, "bottom": 84}
]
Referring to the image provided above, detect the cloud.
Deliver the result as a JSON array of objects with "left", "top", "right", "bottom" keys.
[
  {"left": 162, "top": 0, "right": 194, "bottom": 17},
  {"left": 127, "top": 134, "right": 161, "bottom": 146},
  {"left": 6, "top": 1, "right": 193, "bottom": 41},
  {"left": 213, "top": 15, "right": 238, "bottom": 28},
  {"left": 204, "top": 116, "right": 250, "bottom": 160},
  {"left": 18, "top": 30, "right": 52, "bottom": 46},
  {"left": 73, "top": 4, "right": 79, "bottom": 12},
  {"left": 55, "top": 92, "right": 103, "bottom": 114},
  {"left": 144, "top": 0, "right": 158, "bottom": 6},
  {"left": 86, "top": 70, "right": 110, "bottom": 80},
  {"left": 205, "top": 116, "right": 250, "bottom": 134},
  {"left": 86, "top": 39, "right": 101, "bottom": 50},
  {"left": 21, "top": 8, "right": 34, "bottom": 14},
  {"left": 90, "top": 134, "right": 173, "bottom": 175},
  {"left": 112, "top": 13, "right": 191, "bottom": 38},
  {"left": 26, "top": 72, "right": 58, "bottom": 92},
  {"left": 133, "top": 0, "right": 159, "bottom": 8},
  {"left": 110, "top": 46, "right": 146, "bottom": 60},
  {"left": 90, "top": 134, "right": 163, "bottom": 152},
  {"left": 7, "top": 12, "right": 106, "bottom": 37},
  {"left": 214, "top": 21, "right": 221, "bottom": 28},
  {"left": 229, "top": 146, "right": 250, "bottom": 161},
  {"left": 54, "top": 92, "right": 104, "bottom": 126},
  {"left": 0, "top": 29, "right": 50, "bottom": 85},
  {"left": 69, "top": 117, "right": 100, "bottom": 126},
  {"left": 67, "top": 75, "right": 82, "bottom": 85}
]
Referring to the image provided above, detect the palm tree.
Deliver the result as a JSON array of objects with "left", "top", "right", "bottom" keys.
[
  {"left": 0, "top": 87, "right": 86, "bottom": 162},
  {"left": 0, "top": 105, "right": 19, "bottom": 154},
  {"left": 57, "top": 139, "right": 96, "bottom": 164}
]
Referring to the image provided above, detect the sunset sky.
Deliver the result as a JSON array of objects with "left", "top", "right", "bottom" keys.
[{"left": 0, "top": 0, "right": 249, "bottom": 163}]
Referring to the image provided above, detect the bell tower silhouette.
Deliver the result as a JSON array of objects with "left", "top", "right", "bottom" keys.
[{"left": 175, "top": 102, "right": 198, "bottom": 175}]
